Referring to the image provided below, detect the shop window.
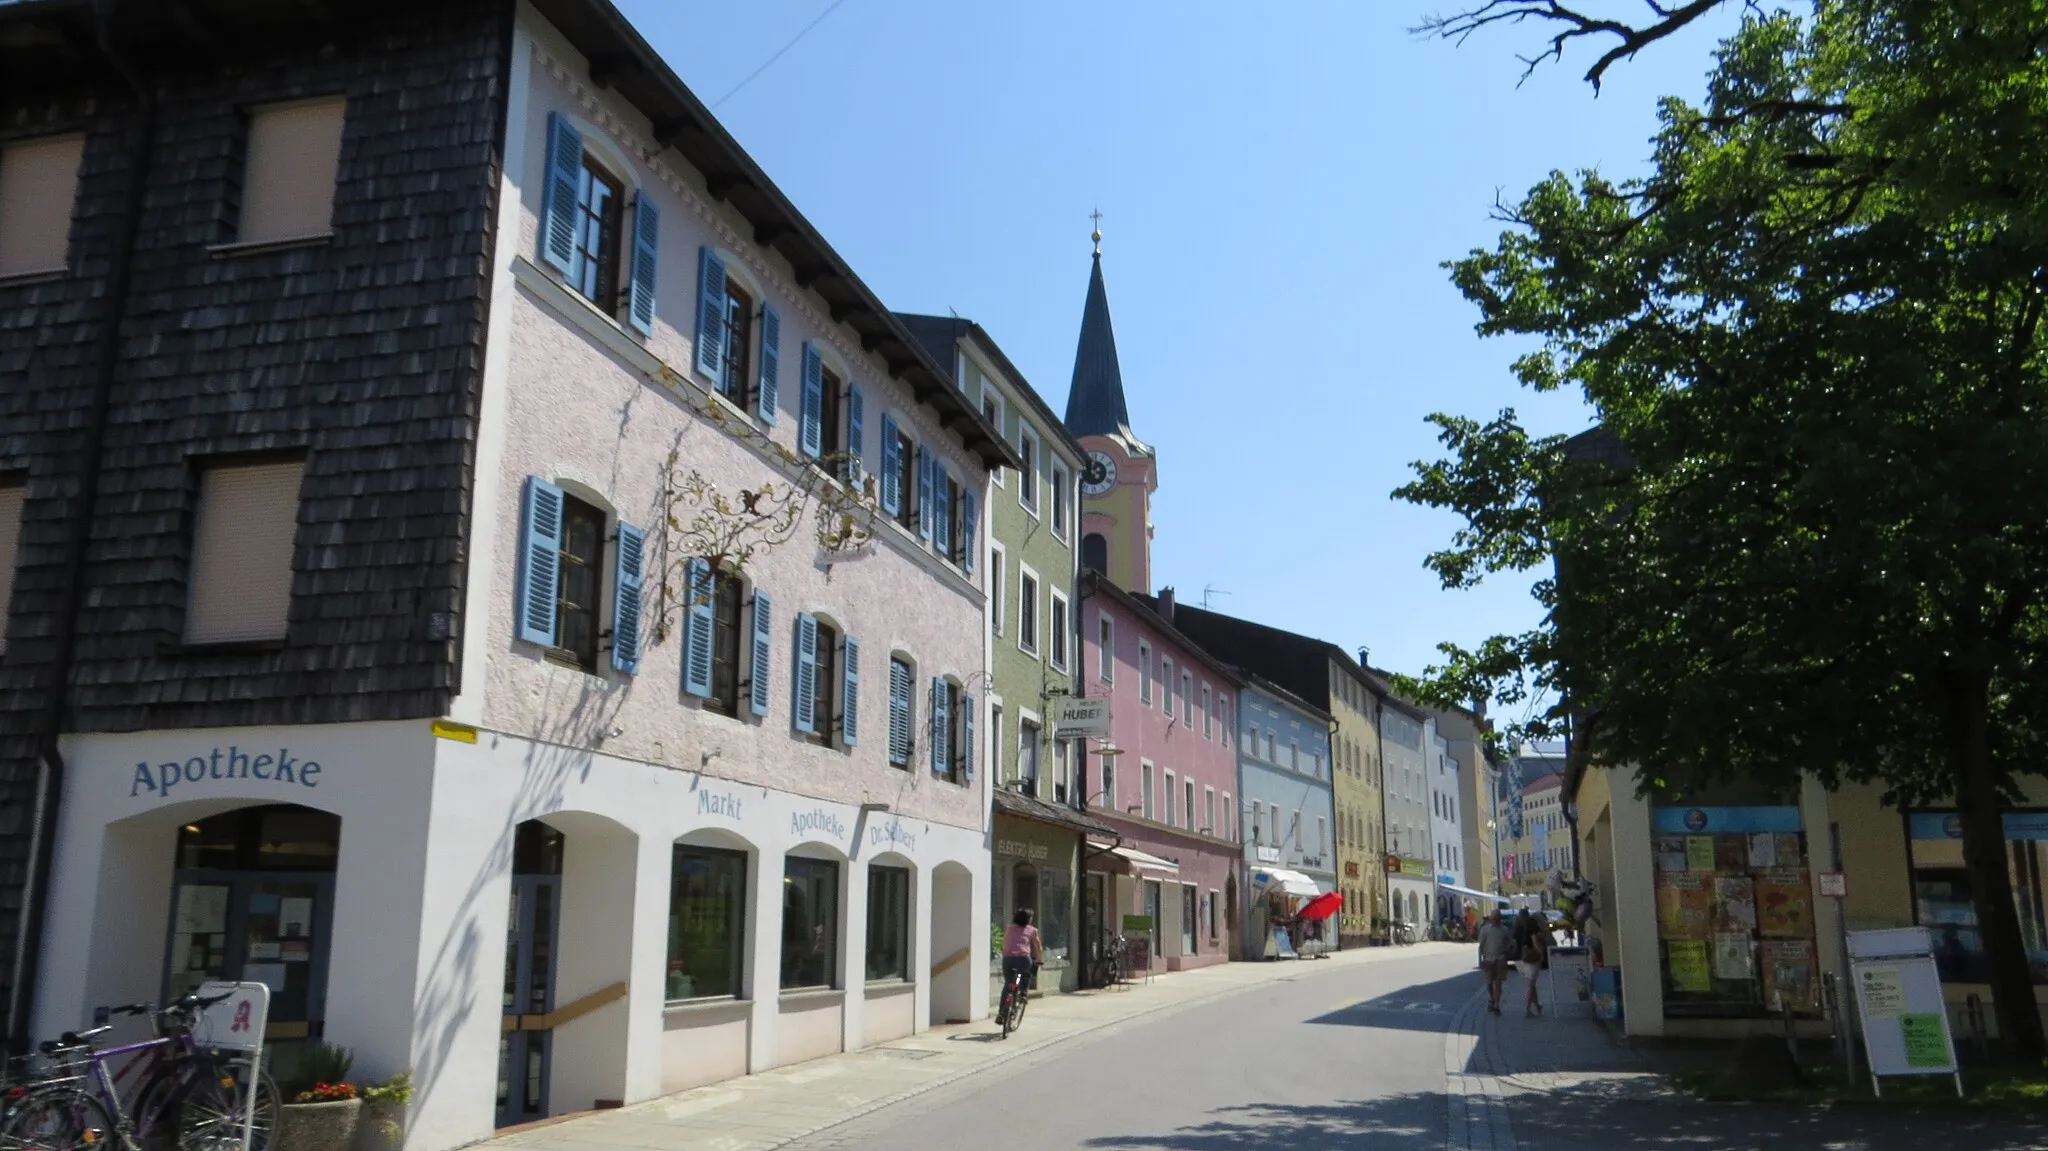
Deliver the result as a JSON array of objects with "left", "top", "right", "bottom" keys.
[
  {"left": 176, "top": 805, "right": 339, "bottom": 871},
  {"left": 782, "top": 856, "right": 839, "bottom": 990},
  {"left": 1907, "top": 810, "right": 2048, "bottom": 986},
  {"left": 1651, "top": 805, "right": 1818, "bottom": 1016},
  {"left": 1042, "top": 866, "right": 1072, "bottom": 962},
  {"left": 667, "top": 844, "right": 746, "bottom": 1001},
  {"left": 865, "top": 864, "right": 911, "bottom": 982},
  {"left": 1011, "top": 862, "right": 1039, "bottom": 928}
]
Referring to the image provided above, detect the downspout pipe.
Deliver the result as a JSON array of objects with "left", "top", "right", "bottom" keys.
[{"left": 7, "top": 0, "right": 154, "bottom": 1053}]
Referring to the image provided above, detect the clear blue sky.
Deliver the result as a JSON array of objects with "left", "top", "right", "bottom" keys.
[{"left": 619, "top": 0, "right": 1734, "bottom": 714}]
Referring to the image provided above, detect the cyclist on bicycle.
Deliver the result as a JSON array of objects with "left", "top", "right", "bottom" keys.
[{"left": 1001, "top": 908, "right": 1042, "bottom": 994}]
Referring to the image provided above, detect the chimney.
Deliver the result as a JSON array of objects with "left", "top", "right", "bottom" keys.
[
  {"left": 1157, "top": 586, "right": 1175, "bottom": 623},
  {"left": 1357, "top": 646, "right": 1370, "bottom": 670}
]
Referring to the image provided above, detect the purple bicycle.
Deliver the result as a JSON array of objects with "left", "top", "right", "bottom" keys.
[{"left": 0, "top": 990, "right": 280, "bottom": 1151}]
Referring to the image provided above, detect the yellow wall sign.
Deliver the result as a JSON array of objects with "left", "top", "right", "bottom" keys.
[{"left": 432, "top": 720, "right": 479, "bottom": 744}]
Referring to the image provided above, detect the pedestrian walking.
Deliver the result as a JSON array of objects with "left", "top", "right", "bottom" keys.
[
  {"left": 1475, "top": 908, "right": 1516, "bottom": 1015},
  {"left": 1513, "top": 909, "right": 1549, "bottom": 1016}
]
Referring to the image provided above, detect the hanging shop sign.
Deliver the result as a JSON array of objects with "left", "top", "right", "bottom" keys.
[{"left": 1049, "top": 696, "right": 1111, "bottom": 740}]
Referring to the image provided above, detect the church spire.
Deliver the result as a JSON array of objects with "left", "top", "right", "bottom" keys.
[{"left": 1064, "top": 217, "right": 1131, "bottom": 438}]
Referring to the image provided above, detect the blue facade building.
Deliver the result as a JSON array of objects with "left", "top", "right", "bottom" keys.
[{"left": 1235, "top": 675, "right": 1336, "bottom": 958}]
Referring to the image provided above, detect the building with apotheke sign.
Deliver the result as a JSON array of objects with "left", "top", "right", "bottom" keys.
[
  {"left": 1570, "top": 764, "right": 2048, "bottom": 1041},
  {"left": 4, "top": 4, "right": 1019, "bottom": 1150}
]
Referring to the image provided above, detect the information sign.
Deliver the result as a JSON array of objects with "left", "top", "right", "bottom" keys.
[
  {"left": 197, "top": 981, "right": 270, "bottom": 1151},
  {"left": 1846, "top": 930, "right": 1961, "bottom": 1097}
]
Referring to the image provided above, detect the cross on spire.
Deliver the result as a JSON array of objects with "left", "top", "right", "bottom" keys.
[{"left": 1090, "top": 209, "right": 1103, "bottom": 254}]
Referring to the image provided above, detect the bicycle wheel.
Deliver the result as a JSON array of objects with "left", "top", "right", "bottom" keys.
[
  {"left": 1009, "top": 987, "right": 1027, "bottom": 1032},
  {"left": 998, "top": 984, "right": 1014, "bottom": 1037},
  {"left": 174, "top": 1063, "right": 279, "bottom": 1151},
  {"left": 0, "top": 1086, "right": 116, "bottom": 1151}
]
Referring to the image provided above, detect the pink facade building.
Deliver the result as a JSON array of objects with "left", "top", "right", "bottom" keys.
[{"left": 1079, "top": 575, "right": 1244, "bottom": 971}]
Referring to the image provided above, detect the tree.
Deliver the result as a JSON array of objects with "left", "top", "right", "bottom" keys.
[{"left": 1398, "top": 3, "right": 2048, "bottom": 1058}]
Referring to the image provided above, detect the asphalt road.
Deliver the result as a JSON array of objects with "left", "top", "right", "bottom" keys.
[{"left": 791, "top": 949, "right": 1481, "bottom": 1151}]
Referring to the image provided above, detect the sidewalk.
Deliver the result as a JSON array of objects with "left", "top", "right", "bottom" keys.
[{"left": 486, "top": 943, "right": 1469, "bottom": 1151}]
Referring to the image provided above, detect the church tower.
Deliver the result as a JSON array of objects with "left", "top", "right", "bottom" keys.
[{"left": 1064, "top": 223, "right": 1156, "bottom": 593}]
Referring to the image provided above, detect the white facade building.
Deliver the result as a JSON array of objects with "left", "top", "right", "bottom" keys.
[{"left": 1428, "top": 727, "right": 1465, "bottom": 921}]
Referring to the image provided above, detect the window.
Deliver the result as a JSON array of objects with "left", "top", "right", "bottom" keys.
[
  {"left": 1139, "top": 642, "right": 1153, "bottom": 703},
  {"left": 1082, "top": 533, "right": 1108, "bottom": 575},
  {"left": 1252, "top": 800, "right": 1263, "bottom": 844},
  {"left": 1222, "top": 794, "right": 1231, "bottom": 840},
  {"left": 982, "top": 388, "right": 1006, "bottom": 487},
  {"left": 1221, "top": 700, "right": 1229, "bottom": 747},
  {"left": 1162, "top": 658, "right": 1174, "bottom": 715},
  {"left": 667, "top": 845, "right": 746, "bottom": 1001},
  {"left": 866, "top": 865, "right": 910, "bottom": 982},
  {"left": 1054, "top": 740, "right": 1072, "bottom": 803},
  {"left": 186, "top": 460, "right": 306, "bottom": 646},
  {"left": 705, "top": 571, "right": 745, "bottom": 715},
  {"left": 1907, "top": 810, "right": 2048, "bottom": 987},
  {"left": 1097, "top": 614, "right": 1114, "bottom": 682},
  {"left": 1018, "top": 427, "right": 1039, "bottom": 511},
  {"left": 0, "top": 480, "right": 21, "bottom": 651},
  {"left": 1050, "top": 462, "right": 1069, "bottom": 538},
  {"left": 0, "top": 134, "right": 83, "bottom": 277},
  {"left": 1208, "top": 890, "right": 1220, "bottom": 940},
  {"left": 988, "top": 545, "right": 1005, "bottom": 635},
  {"left": 1272, "top": 806, "right": 1282, "bottom": 846},
  {"left": 1248, "top": 725, "right": 1260, "bottom": 759},
  {"left": 801, "top": 617, "right": 842, "bottom": 748},
  {"left": 1018, "top": 720, "right": 1041, "bottom": 790},
  {"left": 894, "top": 426, "right": 918, "bottom": 532},
  {"left": 1204, "top": 788, "right": 1215, "bottom": 835},
  {"left": 1290, "top": 741, "right": 1300, "bottom": 772},
  {"left": 1265, "top": 732, "right": 1277, "bottom": 763},
  {"left": 1049, "top": 591, "right": 1069, "bottom": 671},
  {"left": 1319, "top": 817, "right": 1327, "bottom": 856},
  {"left": 715, "top": 280, "right": 755, "bottom": 404},
  {"left": 1100, "top": 754, "right": 1117, "bottom": 810},
  {"left": 944, "top": 679, "right": 970, "bottom": 782},
  {"left": 887, "top": 656, "right": 915, "bottom": 768},
  {"left": 1201, "top": 685, "right": 1212, "bottom": 738},
  {"left": 1184, "top": 779, "right": 1196, "bottom": 831},
  {"left": 1141, "top": 762, "right": 1155, "bottom": 820},
  {"left": 781, "top": 856, "right": 839, "bottom": 990},
  {"left": 1181, "top": 672, "right": 1193, "bottom": 726},
  {"left": 237, "top": 98, "right": 346, "bottom": 246},
  {"left": 1163, "top": 771, "right": 1176, "bottom": 826},
  {"left": 1018, "top": 569, "right": 1040, "bottom": 655}
]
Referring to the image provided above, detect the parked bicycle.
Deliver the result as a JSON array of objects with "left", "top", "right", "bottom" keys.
[
  {"left": 1092, "top": 929, "right": 1128, "bottom": 989},
  {"left": 0, "top": 989, "right": 281, "bottom": 1151},
  {"left": 1392, "top": 921, "right": 1419, "bottom": 946}
]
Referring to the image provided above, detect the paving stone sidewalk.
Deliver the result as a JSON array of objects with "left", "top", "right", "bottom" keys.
[{"left": 487, "top": 943, "right": 1470, "bottom": 1151}]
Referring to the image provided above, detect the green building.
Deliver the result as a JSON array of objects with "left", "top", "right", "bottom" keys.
[{"left": 898, "top": 313, "right": 1102, "bottom": 995}]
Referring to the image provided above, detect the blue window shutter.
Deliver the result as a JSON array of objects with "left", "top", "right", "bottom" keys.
[
  {"left": 694, "top": 248, "right": 728, "bottom": 379},
  {"left": 930, "top": 678, "right": 948, "bottom": 775},
  {"left": 933, "top": 468, "right": 952, "bottom": 555},
  {"left": 889, "top": 659, "right": 911, "bottom": 764},
  {"left": 847, "top": 386, "right": 865, "bottom": 483},
  {"left": 916, "top": 447, "right": 934, "bottom": 539},
  {"left": 756, "top": 305, "right": 779, "bottom": 423},
  {"left": 799, "top": 344, "right": 824, "bottom": 458},
  {"left": 880, "top": 415, "right": 901, "bottom": 514},
  {"left": 748, "top": 590, "right": 774, "bottom": 716},
  {"left": 841, "top": 636, "right": 860, "bottom": 746},
  {"left": 610, "top": 521, "right": 646, "bottom": 674},
  {"left": 625, "top": 195, "right": 660, "bottom": 336},
  {"left": 541, "top": 113, "right": 582, "bottom": 275},
  {"left": 962, "top": 490, "right": 979, "bottom": 573},
  {"left": 963, "top": 693, "right": 976, "bottom": 782},
  {"left": 681, "top": 558, "right": 714, "bottom": 697},
  {"left": 794, "top": 612, "right": 818, "bottom": 733},
  {"left": 517, "top": 478, "right": 565, "bottom": 646}
]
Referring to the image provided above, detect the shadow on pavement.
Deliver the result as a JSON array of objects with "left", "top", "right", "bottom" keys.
[
  {"left": 1304, "top": 971, "right": 1481, "bottom": 1036},
  {"left": 1080, "top": 1095, "right": 1446, "bottom": 1149}
]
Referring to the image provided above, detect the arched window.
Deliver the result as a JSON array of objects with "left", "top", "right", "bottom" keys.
[{"left": 1081, "top": 533, "right": 1108, "bottom": 574}]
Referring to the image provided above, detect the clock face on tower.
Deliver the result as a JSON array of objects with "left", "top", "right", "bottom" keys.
[{"left": 1081, "top": 450, "right": 1118, "bottom": 496}]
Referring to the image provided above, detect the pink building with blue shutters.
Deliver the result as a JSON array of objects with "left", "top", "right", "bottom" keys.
[{"left": 1079, "top": 576, "right": 1245, "bottom": 972}]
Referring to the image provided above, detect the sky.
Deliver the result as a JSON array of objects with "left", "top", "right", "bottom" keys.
[{"left": 618, "top": 0, "right": 1738, "bottom": 715}]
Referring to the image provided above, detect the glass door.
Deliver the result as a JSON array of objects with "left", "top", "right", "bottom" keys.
[
  {"left": 165, "top": 873, "right": 334, "bottom": 1041},
  {"left": 1143, "top": 880, "right": 1162, "bottom": 964},
  {"left": 1181, "top": 885, "right": 1197, "bottom": 955}
]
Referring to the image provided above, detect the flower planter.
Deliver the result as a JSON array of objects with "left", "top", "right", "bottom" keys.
[
  {"left": 352, "top": 1098, "right": 406, "bottom": 1151},
  {"left": 278, "top": 1096, "right": 362, "bottom": 1151}
]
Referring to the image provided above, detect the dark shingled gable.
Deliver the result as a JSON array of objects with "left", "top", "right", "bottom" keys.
[{"left": 0, "top": 0, "right": 508, "bottom": 1035}]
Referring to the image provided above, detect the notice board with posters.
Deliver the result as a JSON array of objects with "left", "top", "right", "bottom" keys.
[
  {"left": 1847, "top": 928, "right": 1961, "bottom": 1096},
  {"left": 1650, "top": 805, "right": 1820, "bottom": 1016}
]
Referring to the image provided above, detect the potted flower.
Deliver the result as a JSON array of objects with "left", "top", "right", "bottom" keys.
[
  {"left": 278, "top": 1044, "right": 361, "bottom": 1151},
  {"left": 353, "top": 1072, "right": 413, "bottom": 1151}
]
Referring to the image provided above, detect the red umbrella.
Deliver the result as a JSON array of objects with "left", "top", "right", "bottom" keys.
[{"left": 1298, "top": 891, "right": 1343, "bottom": 920}]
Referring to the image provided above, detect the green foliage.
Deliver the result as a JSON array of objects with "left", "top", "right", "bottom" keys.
[
  {"left": 286, "top": 1042, "right": 355, "bottom": 1099},
  {"left": 1400, "top": 1, "right": 2048, "bottom": 1055},
  {"left": 359, "top": 1071, "right": 413, "bottom": 1106}
]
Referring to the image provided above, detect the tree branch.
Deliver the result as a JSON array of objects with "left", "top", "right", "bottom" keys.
[{"left": 1415, "top": 0, "right": 1737, "bottom": 90}]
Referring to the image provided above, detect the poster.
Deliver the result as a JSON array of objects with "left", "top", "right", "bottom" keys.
[
  {"left": 1775, "top": 833, "right": 1804, "bottom": 866},
  {"left": 1715, "top": 876, "right": 1758, "bottom": 932},
  {"left": 1748, "top": 832, "right": 1778, "bottom": 869},
  {"left": 1668, "top": 940, "right": 1712, "bottom": 992},
  {"left": 1714, "top": 932, "right": 1754, "bottom": 980},
  {"left": 248, "top": 943, "right": 281, "bottom": 961},
  {"left": 1715, "top": 836, "right": 1750, "bottom": 871},
  {"left": 1859, "top": 964, "right": 1906, "bottom": 1017},
  {"left": 1685, "top": 836, "right": 1717, "bottom": 872},
  {"left": 1755, "top": 869, "right": 1812, "bottom": 938},
  {"left": 280, "top": 898, "right": 313, "bottom": 939},
  {"left": 243, "top": 963, "right": 288, "bottom": 994},
  {"left": 175, "top": 886, "right": 229, "bottom": 935},
  {"left": 1762, "top": 940, "right": 1818, "bottom": 1010},
  {"left": 1653, "top": 835, "right": 1689, "bottom": 873},
  {"left": 1901, "top": 1013, "right": 1950, "bottom": 1069},
  {"left": 1655, "top": 873, "right": 1714, "bottom": 938}
]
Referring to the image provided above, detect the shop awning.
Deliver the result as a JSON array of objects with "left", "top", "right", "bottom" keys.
[
  {"left": 1087, "top": 842, "right": 1180, "bottom": 875},
  {"left": 1439, "top": 882, "right": 1509, "bottom": 904},
  {"left": 1253, "top": 868, "right": 1324, "bottom": 898}
]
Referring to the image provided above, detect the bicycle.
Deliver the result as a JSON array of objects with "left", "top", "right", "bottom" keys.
[
  {"left": 1092, "top": 930, "right": 1127, "bottom": 989},
  {"left": 995, "top": 963, "right": 1035, "bottom": 1038},
  {"left": 0, "top": 991, "right": 281, "bottom": 1151}
]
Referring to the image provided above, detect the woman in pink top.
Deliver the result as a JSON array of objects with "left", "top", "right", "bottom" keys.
[{"left": 1001, "top": 908, "right": 1042, "bottom": 992}]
